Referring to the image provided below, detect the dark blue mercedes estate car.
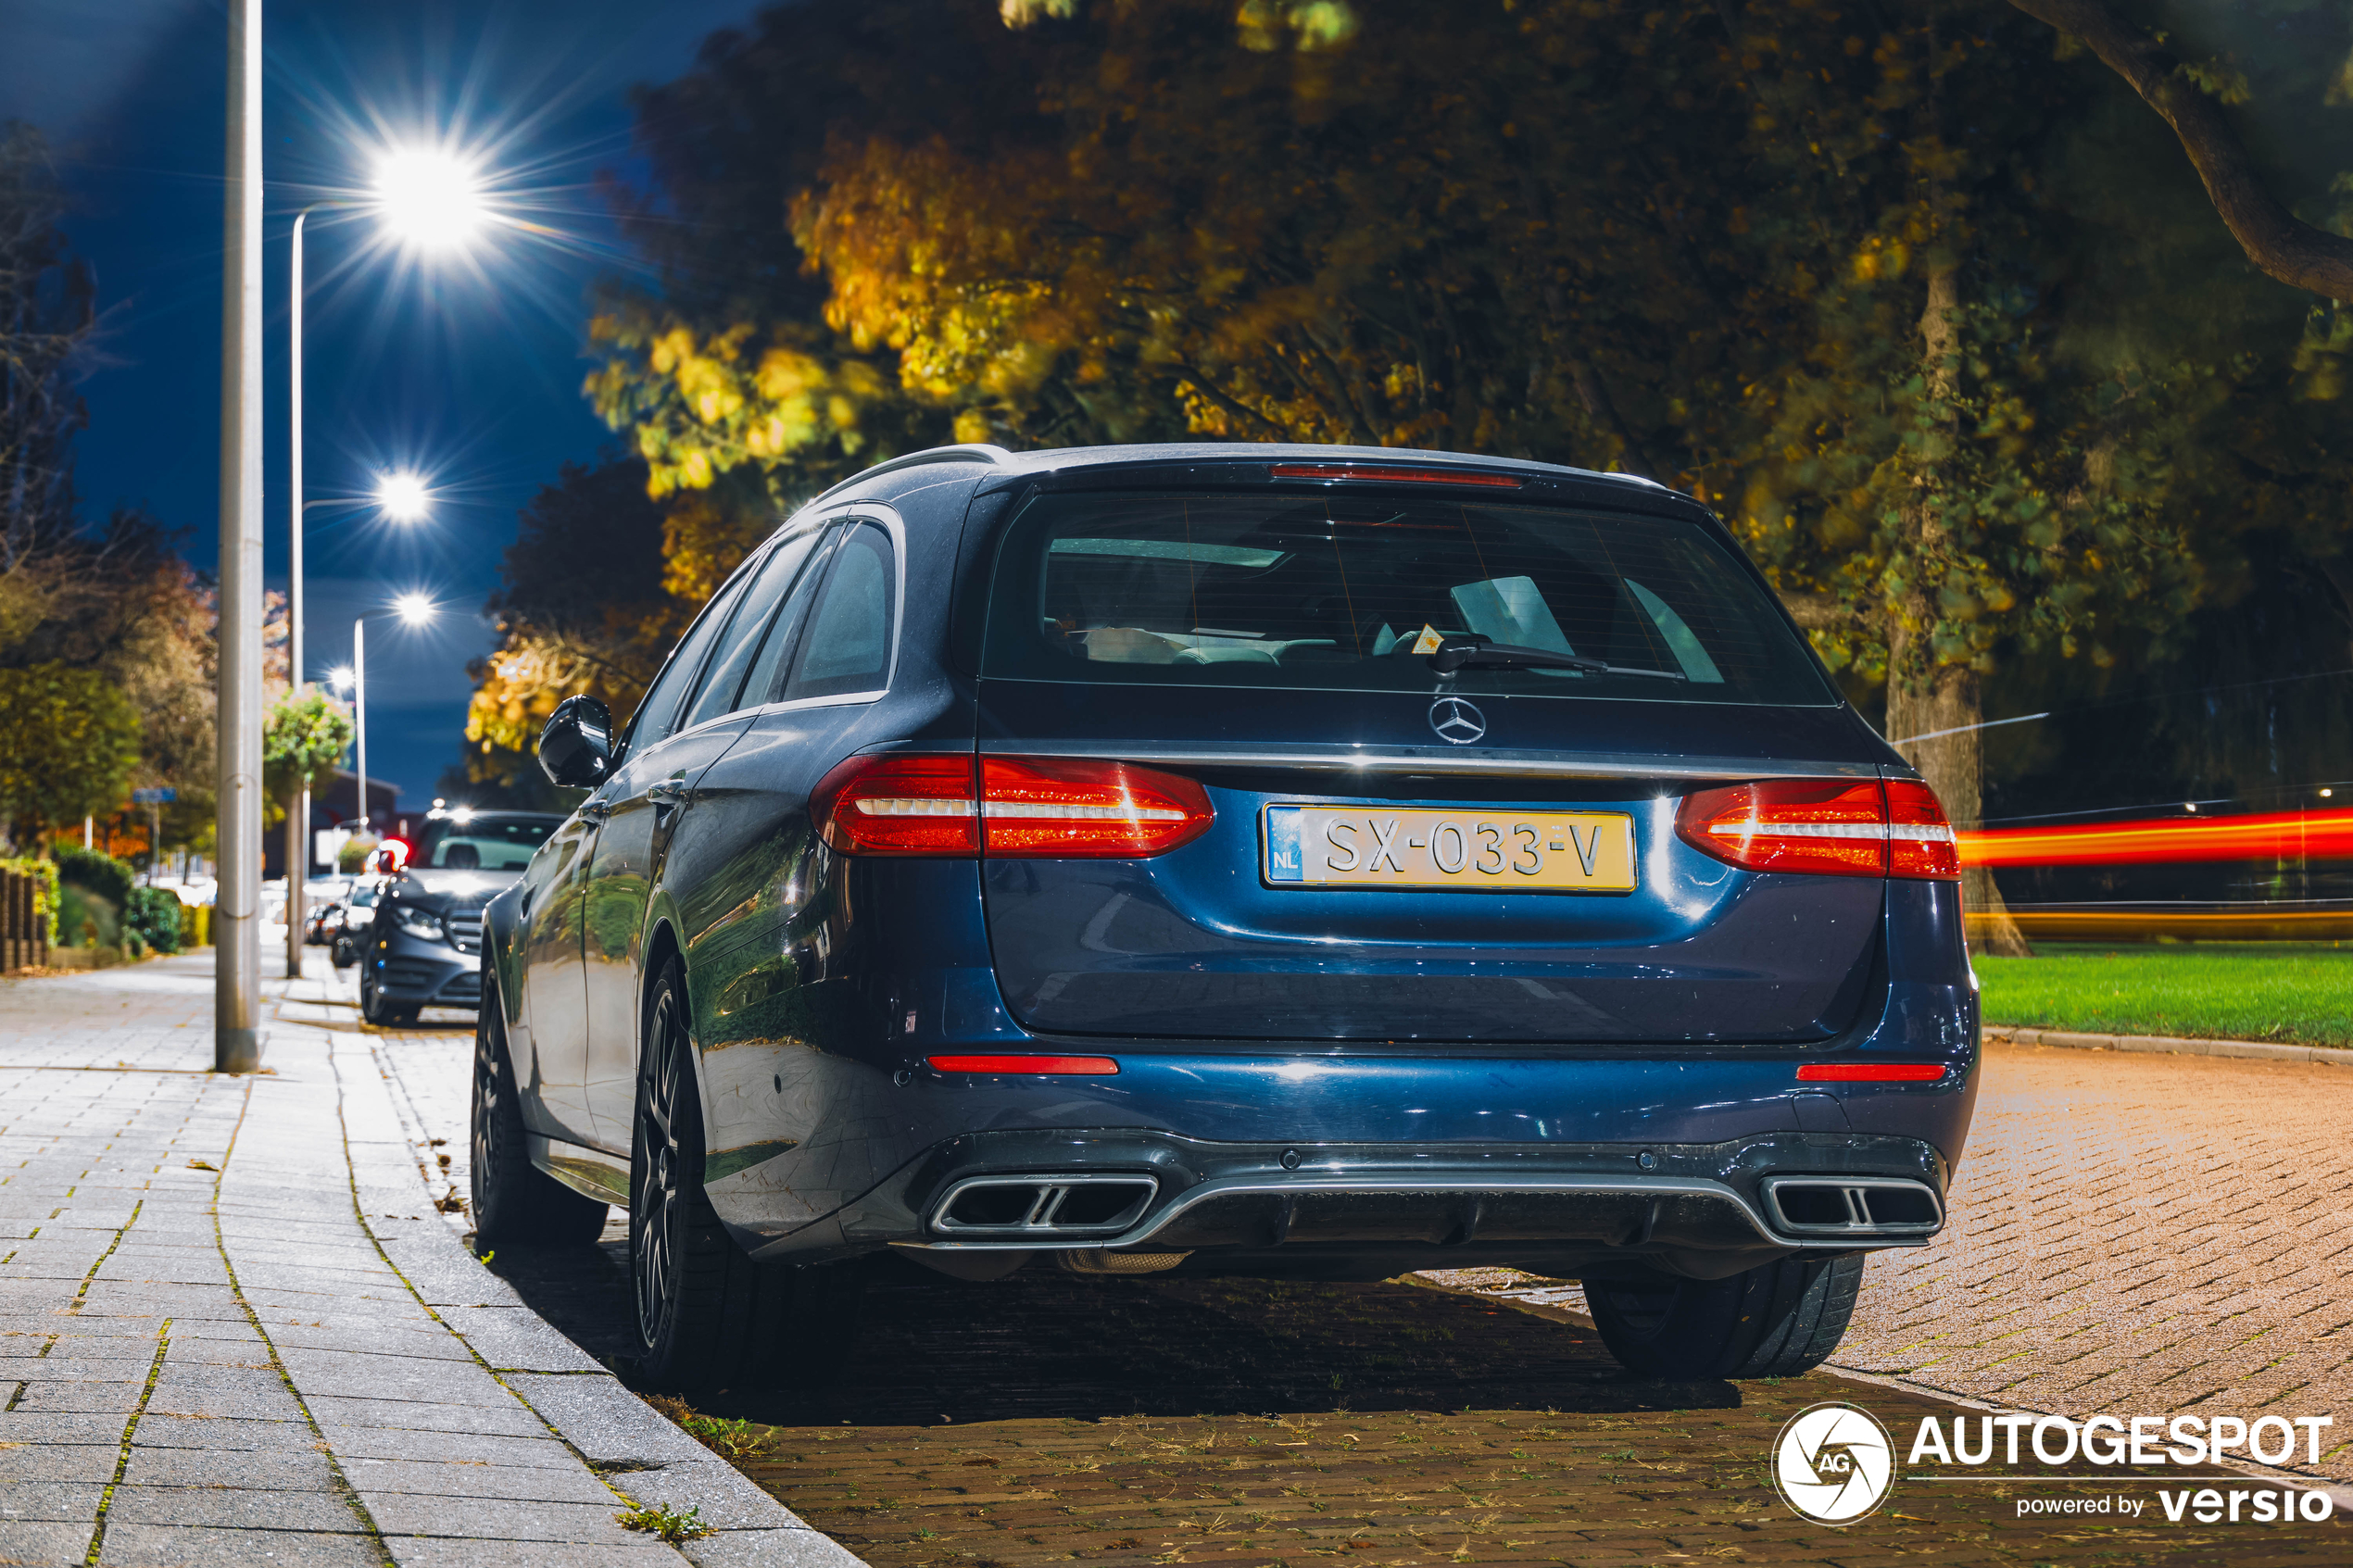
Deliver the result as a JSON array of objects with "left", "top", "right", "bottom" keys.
[{"left": 472, "top": 443, "right": 1978, "bottom": 1390}]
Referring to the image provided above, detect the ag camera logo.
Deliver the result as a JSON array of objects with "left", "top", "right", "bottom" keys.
[{"left": 1774, "top": 1402, "right": 1894, "bottom": 1525}]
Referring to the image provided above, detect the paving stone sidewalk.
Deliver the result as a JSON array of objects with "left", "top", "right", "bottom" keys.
[{"left": 0, "top": 950, "right": 861, "bottom": 1568}]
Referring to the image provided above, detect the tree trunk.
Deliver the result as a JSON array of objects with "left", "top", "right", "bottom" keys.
[
  {"left": 1884, "top": 648, "right": 2032, "bottom": 957},
  {"left": 1889, "top": 261, "right": 2032, "bottom": 958}
]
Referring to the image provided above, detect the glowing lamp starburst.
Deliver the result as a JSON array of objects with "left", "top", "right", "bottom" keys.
[{"left": 374, "top": 148, "right": 486, "bottom": 252}]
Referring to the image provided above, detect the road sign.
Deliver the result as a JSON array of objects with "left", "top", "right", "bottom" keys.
[{"left": 131, "top": 788, "right": 177, "bottom": 804}]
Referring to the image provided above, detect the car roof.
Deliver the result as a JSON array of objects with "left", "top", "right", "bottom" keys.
[{"left": 803, "top": 441, "right": 1675, "bottom": 514}]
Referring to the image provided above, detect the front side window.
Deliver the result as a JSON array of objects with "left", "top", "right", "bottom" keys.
[
  {"left": 981, "top": 492, "right": 1832, "bottom": 705},
  {"left": 630, "top": 570, "right": 753, "bottom": 751}
]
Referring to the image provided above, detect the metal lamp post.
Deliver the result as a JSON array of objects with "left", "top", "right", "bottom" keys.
[
  {"left": 330, "top": 591, "right": 435, "bottom": 861},
  {"left": 282, "top": 152, "right": 484, "bottom": 979},
  {"left": 215, "top": 0, "right": 263, "bottom": 1073},
  {"left": 283, "top": 472, "right": 428, "bottom": 977}
]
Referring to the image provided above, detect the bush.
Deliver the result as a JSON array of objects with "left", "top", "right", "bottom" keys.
[
  {"left": 123, "top": 885, "right": 184, "bottom": 954},
  {"left": 56, "top": 846, "right": 135, "bottom": 907},
  {"left": 57, "top": 884, "right": 120, "bottom": 948}
]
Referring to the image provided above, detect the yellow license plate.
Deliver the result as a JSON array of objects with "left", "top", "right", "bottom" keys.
[{"left": 1263, "top": 806, "right": 1636, "bottom": 892}]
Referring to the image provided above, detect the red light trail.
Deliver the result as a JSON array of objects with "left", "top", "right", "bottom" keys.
[{"left": 1957, "top": 809, "right": 2353, "bottom": 868}]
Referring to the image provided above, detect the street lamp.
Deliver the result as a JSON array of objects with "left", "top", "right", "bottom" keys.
[
  {"left": 280, "top": 474, "right": 434, "bottom": 977},
  {"left": 283, "top": 147, "right": 489, "bottom": 978},
  {"left": 335, "top": 595, "right": 438, "bottom": 856},
  {"left": 375, "top": 471, "right": 432, "bottom": 521},
  {"left": 372, "top": 147, "right": 487, "bottom": 254}
]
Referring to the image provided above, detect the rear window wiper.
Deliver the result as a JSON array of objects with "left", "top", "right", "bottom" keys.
[{"left": 1428, "top": 633, "right": 1686, "bottom": 680}]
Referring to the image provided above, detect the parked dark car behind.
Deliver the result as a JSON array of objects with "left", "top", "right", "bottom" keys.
[
  {"left": 360, "top": 810, "right": 561, "bottom": 1025},
  {"left": 474, "top": 443, "right": 1978, "bottom": 1391}
]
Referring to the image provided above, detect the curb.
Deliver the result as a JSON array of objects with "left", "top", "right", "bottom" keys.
[
  {"left": 1986, "top": 1025, "right": 2353, "bottom": 1067},
  {"left": 310, "top": 985, "right": 867, "bottom": 1567}
]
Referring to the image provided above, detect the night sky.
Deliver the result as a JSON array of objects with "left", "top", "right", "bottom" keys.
[{"left": 6, "top": 0, "right": 762, "bottom": 814}]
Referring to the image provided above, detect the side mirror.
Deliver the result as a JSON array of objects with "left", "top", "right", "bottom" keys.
[{"left": 538, "top": 694, "right": 615, "bottom": 789}]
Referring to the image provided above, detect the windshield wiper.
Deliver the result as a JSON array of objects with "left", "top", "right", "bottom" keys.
[{"left": 1428, "top": 633, "right": 1686, "bottom": 680}]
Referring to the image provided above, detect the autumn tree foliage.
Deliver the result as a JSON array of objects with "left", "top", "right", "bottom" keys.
[{"left": 572, "top": 0, "right": 2353, "bottom": 947}]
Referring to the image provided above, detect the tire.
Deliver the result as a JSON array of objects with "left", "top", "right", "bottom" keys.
[
  {"left": 472, "top": 988, "right": 609, "bottom": 1247},
  {"left": 630, "top": 956, "right": 860, "bottom": 1390},
  {"left": 1588, "top": 1252, "right": 1865, "bottom": 1380}
]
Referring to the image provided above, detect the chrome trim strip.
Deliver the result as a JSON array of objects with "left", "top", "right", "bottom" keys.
[{"left": 980, "top": 742, "right": 1876, "bottom": 783}]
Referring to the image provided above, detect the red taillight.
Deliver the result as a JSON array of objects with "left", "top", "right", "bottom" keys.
[
  {"left": 812, "top": 754, "right": 980, "bottom": 856},
  {"left": 812, "top": 754, "right": 1215, "bottom": 859},
  {"left": 1883, "top": 778, "right": 1961, "bottom": 880},
  {"left": 1268, "top": 463, "right": 1523, "bottom": 488},
  {"left": 927, "top": 1054, "right": 1120, "bottom": 1074},
  {"left": 1795, "top": 1063, "right": 1948, "bottom": 1083},
  {"left": 1677, "top": 779, "right": 1888, "bottom": 877},
  {"left": 979, "top": 757, "right": 1214, "bottom": 858},
  {"left": 1675, "top": 778, "right": 1959, "bottom": 882}
]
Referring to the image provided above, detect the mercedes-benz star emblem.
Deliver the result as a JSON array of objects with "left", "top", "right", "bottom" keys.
[{"left": 1428, "top": 696, "right": 1487, "bottom": 746}]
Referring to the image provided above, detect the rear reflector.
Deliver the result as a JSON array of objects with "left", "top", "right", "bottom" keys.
[
  {"left": 812, "top": 753, "right": 1214, "bottom": 859},
  {"left": 1268, "top": 463, "right": 1523, "bottom": 489},
  {"left": 928, "top": 1054, "right": 1121, "bottom": 1074},
  {"left": 1795, "top": 1063, "right": 1948, "bottom": 1083},
  {"left": 1676, "top": 778, "right": 1959, "bottom": 881}
]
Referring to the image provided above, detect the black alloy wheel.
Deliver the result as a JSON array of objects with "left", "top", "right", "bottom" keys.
[
  {"left": 471, "top": 982, "right": 609, "bottom": 1246},
  {"left": 629, "top": 955, "right": 862, "bottom": 1391},
  {"left": 1587, "top": 1252, "right": 1865, "bottom": 1380}
]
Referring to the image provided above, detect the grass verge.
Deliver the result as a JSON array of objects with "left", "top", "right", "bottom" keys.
[{"left": 1977, "top": 940, "right": 2353, "bottom": 1047}]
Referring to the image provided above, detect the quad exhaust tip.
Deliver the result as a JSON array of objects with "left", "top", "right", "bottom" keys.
[
  {"left": 934, "top": 1173, "right": 1157, "bottom": 1236},
  {"left": 1762, "top": 1175, "right": 1943, "bottom": 1237}
]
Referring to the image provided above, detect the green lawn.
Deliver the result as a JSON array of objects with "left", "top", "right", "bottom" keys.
[{"left": 1976, "top": 942, "right": 2353, "bottom": 1047}]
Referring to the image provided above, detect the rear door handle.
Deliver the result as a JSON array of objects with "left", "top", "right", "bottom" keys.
[
  {"left": 648, "top": 778, "right": 689, "bottom": 807},
  {"left": 578, "top": 799, "right": 611, "bottom": 823}
]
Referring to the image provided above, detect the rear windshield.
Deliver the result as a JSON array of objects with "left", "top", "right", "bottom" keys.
[{"left": 981, "top": 492, "right": 1834, "bottom": 704}]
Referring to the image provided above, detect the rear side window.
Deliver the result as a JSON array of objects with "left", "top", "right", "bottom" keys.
[
  {"left": 981, "top": 492, "right": 1831, "bottom": 705},
  {"left": 784, "top": 521, "right": 896, "bottom": 701},
  {"left": 740, "top": 522, "right": 844, "bottom": 707}
]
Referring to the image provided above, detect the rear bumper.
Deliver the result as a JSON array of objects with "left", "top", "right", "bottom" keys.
[{"left": 744, "top": 1125, "right": 1948, "bottom": 1281}]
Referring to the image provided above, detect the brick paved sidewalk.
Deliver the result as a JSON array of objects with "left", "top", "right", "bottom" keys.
[{"left": 0, "top": 951, "right": 859, "bottom": 1568}]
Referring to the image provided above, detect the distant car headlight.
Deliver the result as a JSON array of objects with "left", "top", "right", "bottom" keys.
[{"left": 396, "top": 909, "right": 447, "bottom": 943}]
